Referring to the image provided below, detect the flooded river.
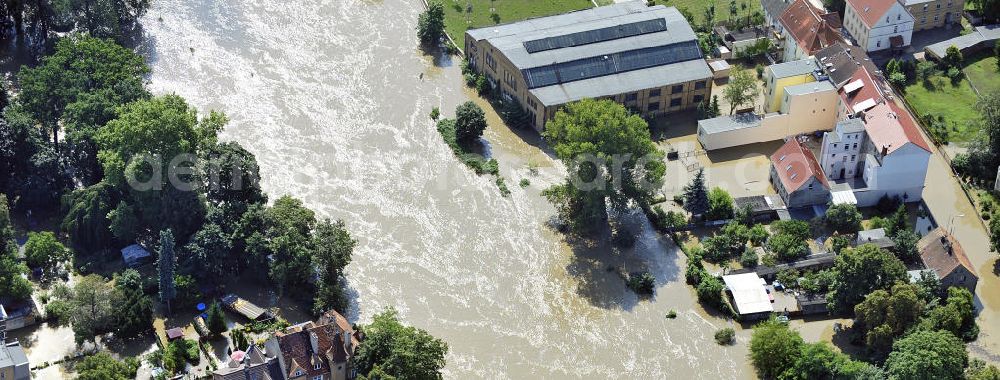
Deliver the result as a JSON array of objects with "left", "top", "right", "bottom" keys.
[{"left": 139, "top": 0, "right": 752, "bottom": 377}]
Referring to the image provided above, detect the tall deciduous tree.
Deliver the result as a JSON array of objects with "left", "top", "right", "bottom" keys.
[
  {"left": 158, "top": 229, "right": 176, "bottom": 314},
  {"left": 829, "top": 243, "right": 907, "bottom": 312},
  {"left": 853, "top": 283, "right": 925, "bottom": 351},
  {"left": 61, "top": 182, "right": 119, "bottom": 252},
  {"left": 312, "top": 219, "right": 355, "bottom": 315},
  {"left": 76, "top": 352, "right": 139, "bottom": 380},
  {"left": 825, "top": 203, "right": 862, "bottom": 233},
  {"left": 723, "top": 66, "right": 758, "bottom": 114},
  {"left": 113, "top": 268, "right": 152, "bottom": 338},
  {"left": 749, "top": 319, "right": 803, "bottom": 379},
  {"left": 885, "top": 330, "right": 968, "bottom": 380},
  {"left": 23, "top": 231, "right": 71, "bottom": 275},
  {"left": 182, "top": 223, "right": 232, "bottom": 284},
  {"left": 355, "top": 308, "right": 448, "bottom": 379},
  {"left": 454, "top": 101, "right": 487, "bottom": 144},
  {"left": 416, "top": 1, "right": 445, "bottom": 46},
  {"left": 542, "top": 99, "right": 665, "bottom": 235}
]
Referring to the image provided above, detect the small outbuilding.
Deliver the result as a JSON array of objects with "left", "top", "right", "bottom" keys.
[
  {"left": 722, "top": 273, "right": 774, "bottom": 320},
  {"left": 165, "top": 327, "right": 184, "bottom": 342},
  {"left": 856, "top": 228, "right": 895, "bottom": 249},
  {"left": 121, "top": 244, "right": 152, "bottom": 268}
]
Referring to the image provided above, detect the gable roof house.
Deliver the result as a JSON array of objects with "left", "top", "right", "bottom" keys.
[
  {"left": 769, "top": 138, "right": 831, "bottom": 208},
  {"left": 762, "top": 0, "right": 794, "bottom": 33},
  {"left": 779, "top": 0, "right": 843, "bottom": 62},
  {"left": 918, "top": 227, "right": 978, "bottom": 293},
  {"left": 853, "top": 102, "right": 931, "bottom": 206},
  {"left": 265, "top": 310, "right": 359, "bottom": 380},
  {"left": 843, "top": 0, "right": 914, "bottom": 52}
]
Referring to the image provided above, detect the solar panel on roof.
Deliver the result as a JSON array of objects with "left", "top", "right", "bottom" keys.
[
  {"left": 523, "top": 19, "right": 668, "bottom": 54},
  {"left": 522, "top": 41, "right": 703, "bottom": 89}
]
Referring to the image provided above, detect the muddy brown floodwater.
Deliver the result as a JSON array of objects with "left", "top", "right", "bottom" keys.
[{"left": 137, "top": 0, "right": 761, "bottom": 377}]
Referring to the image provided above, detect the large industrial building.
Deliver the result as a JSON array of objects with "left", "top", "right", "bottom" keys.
[{"left": 464, "top": 2, "right": 713, "bottom": 132}]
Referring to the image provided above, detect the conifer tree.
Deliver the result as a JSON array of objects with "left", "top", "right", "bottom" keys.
[
  {"left": 684, "top": 169, "right": 710, "bottom": 216},
  {"left": 158, "top": 229, "right": 176, "bottom": 314}
]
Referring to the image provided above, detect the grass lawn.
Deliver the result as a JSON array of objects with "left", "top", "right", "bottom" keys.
[
  {"left": 649, "top": 0, "right": 761, "bottom": 26},
  {"left": 440, "top": 0, "right": 595, "bottom": 47},
  {"left": 964, "top": 54, "right": 1000, "bottom": 95},
  {"left": 904, "top": 76, "right": 980, "bottom": 142}
]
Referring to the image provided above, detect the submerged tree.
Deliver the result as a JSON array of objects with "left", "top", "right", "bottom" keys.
[
  {"left": 542, "top": 99, "right": 665, "bottom": 235},
  {"left": 158, "top": 229, "right": 176, "bottom": 314},
  {"left": 416, "top": 1, "right": 445, "bottom": 46},
  {"left": 683, "top": 169, "right": 709, "bottom": 216}
]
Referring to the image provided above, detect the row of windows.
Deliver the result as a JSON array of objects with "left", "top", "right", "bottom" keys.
[{"left": 623, "top": 81, "right": 708, "bottom": 103}]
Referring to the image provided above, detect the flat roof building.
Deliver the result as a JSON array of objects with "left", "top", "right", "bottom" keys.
[
  {"left": 464, "top": 2, "right": 713, "bottom": 131},
  {"left": 722, "top": 273, "right": 774, "bottom": 320}
]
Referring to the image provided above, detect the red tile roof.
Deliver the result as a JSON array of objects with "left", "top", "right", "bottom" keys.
[
  {"left": 862, "top": 102, "right": 931, "bottom": 154},
  {"left": 847, "top": 0, "right": 896, "bottom": 28},
  {"left": 770, "top": 139, "right": 829, "bottom": 192},
  {"left": 839, "top": 65, "right": 884, "bottom": 113},
  {"left": 780, "top": 0, "right": 843, "bottom": 55}
]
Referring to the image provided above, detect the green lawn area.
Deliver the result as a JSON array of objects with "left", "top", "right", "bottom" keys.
[
  {"left": 904, "top": 76, "right": 980, "bottom": 143},
  {"left": 964, "top": 54, "right": 1000, "bottom": 95},
  {"left": 650, "top": 0, "right": 761, "bottom": 25},
  {"left": 441, "top": 0, "right": 596, "bottom": 47}
]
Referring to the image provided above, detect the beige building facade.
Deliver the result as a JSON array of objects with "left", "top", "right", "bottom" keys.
[
  {"left": 464, "top": 2, "right": 712, "bottom": 132},
  {"left": 904, "top": 0, "right": 964, "bottom": 31}
]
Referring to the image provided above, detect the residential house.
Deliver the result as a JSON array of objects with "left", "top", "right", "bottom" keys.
[
  {"left": 918, "top": 227, "right": 978, "bottom": 293},
  {"left": 843, "top": 0, "right": 914, "bottom": 52},
  {"left": 779, "top": 0, "right": 843, "bottom": 62},
  {"left": 213, "top": 344, "right": 282, "bottom": 380},
  {"left": 0, "top": 341, "right": 29, "bottom": 380},
  {"left": 464, "top": 3, "right": 712, "bottom": 132},
  {"left": 855, "top": 102, "right": 932, "bottom": 205},
  {"left": 769, "top": 138, "right": 831, "bottom": 208},
  {"left": 903, "top": 0, "right": 963, "bottom": 32},
  {"left": 763, "top": 58, "right": 820, "bottom": 113},
  {"left": 833, "top": 63, "right": 885, "bottom": 121},
  {"left": 762, "top": 0, "right": 794, "bottom": 33},
  {"left": 814, "top": 42, "right": 880, "bottom": 88},
  {"left": 819, "top": 118, "right": 866, "bottom": 180},
  {"left": 265, "top": 310, "right": 359, "bottom": 380}
]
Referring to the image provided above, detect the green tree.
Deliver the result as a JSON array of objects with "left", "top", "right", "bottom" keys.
[
  {"left": 60, "top": 182, "right": 119, "bottom": 251},
  {"left": 707, "top": 187, "right": 734, "bottom": 220},
  {"left": 748, "top": 224, "right": 769, "bottom": 245},
  {"left": 454, "top": 101, "right": 487, "bottom": 144},
  {"left": 829, "top": 244, "right": 907, "bottom": 312},
  {"left": 113, "top": 269, "right": 152, "bottom": 338},
  {"left": 355, "top": 308, "right": 448, "bottom": 379},
  {"left": 312, "top": 219, "right": 356, "bottom": 315},
  {"left": 749, "top": 319, "right": 804, "bottom": 379},
  {"left": 684, "top": 169, "right": 710, "bottom": 216},
  {"left": 17, "top": 34, "right": 149, "bottom": 150},
  {"left": 0, "top": 252, "right": 32, "bottom": 300},
  {"left": 265, "top": 196, "right": 316, "bottom": 291},
  {"left": 182, "top": 223, "right": 232, "bottom": 283},
  {"left": 767, "top": 233, "right": 808, "bottom": 261},
  {"left": 542, "top": 99, "right": 665, "bottom": 235},
  {"left": 724, "top": 66, "right": 758, "bottom": 114},
  {"left": 770, "top": 220, "right": 811, "bottom": 241},
  {"left": 158, "top": 229, "right": 176, "bottom": 314},
  {"left": 23, "top": 231, "right": 71, "bottom": 275},
  {"left": 696, "top": 275, "right": 725, "bottom": 309},
  {"left": 920, "top": 287, "right": 978, "bottom": 341},
  {"left": 417, "top": 1, "right": 445, "bottom": 46},
  {"left": 50, "top": 274, "right": 116, "bottom": 343},
  {"left": 0, "top": 194, "right": 13, "bottom": 254},
  {"left": 825, "top": 203, "right": 862, "bottom": 233},
  {"left": 853, "top": 283, "right": 925, "bottom": 351},
  {"left": 206, "top": 302, "right": 227, "bottom": 334},
  {"left": 201, "top": 141, "right": 266, "bottom": 217},
  {"left": 76, "top": 352, "right": 139, "bottom": 380},
  {"left": 890, "top": 230, "right": 920, "bottom": 261},
  {"left": 944, "top": 45, "right": 964, "bottom": 69},
  {"left": 779, "top": 342, "right": 868, "bottom": 380},
  {"left": 885, "top": 330, "right": 967, "bottom": 380}
]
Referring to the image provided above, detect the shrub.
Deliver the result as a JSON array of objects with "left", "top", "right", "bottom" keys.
[
  {"left": 747, "top": 224, "right": 768, "bottom": 245},
  {"left": 767, "top": 233, "right": 808, "bottom": 261},
  {"left": 496, "top": 177, "right": 511, "bottom": 197},
  {"left": 715, "top": 327, "right": 736, "bottom": 345},
  {"left": 666, "top": 310, "right": 678, "bottom": 319},
  {"left": 627, "top": 272, "right": 656, "bottom": 295},
  {"left": 830, "top": 234, "right": 851, "bottom": 254},
  {"left": 519, "top": 179, "right": 530, "bottom": 188},
  {"left": 740, "top": 247, "right": 759, "bottom": 268},
  {"left": 776, "top": 268, "right": 800, "bottom": 288},
  {"left": 697, "top": 275, "right": 725, "bottom": 308},
  {"left": 707, "top": 187, "right": 735, "bottom": 220},
  {"left": 429, "top": 106, "right": 440, "bottom": 120}
]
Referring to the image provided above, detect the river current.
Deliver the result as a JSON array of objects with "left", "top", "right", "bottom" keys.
[{"left": 141, "top": 0, "right": 749, "bottom": 377}]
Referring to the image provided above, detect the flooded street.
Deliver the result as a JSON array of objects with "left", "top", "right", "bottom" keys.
[{"left": 139, "top": 0, "right": 751, "bottom": 378}]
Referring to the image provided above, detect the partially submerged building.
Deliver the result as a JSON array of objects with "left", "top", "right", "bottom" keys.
[
  {"left": 464, "top": 2, "right": 712, "bottom": 131},
  {"left": 0, "top": 341, "right": 28, "bottom": 380},
  {"left": 918, "top": 227, "right": 978, "bottom": 293},
  {"left": 265, "top": 310, "right": 360, "bottom": 380},
  {"left": 722, "top": 273, "right": 774, "bottom": 320},
  {"left": 925, "top": 24, "right": 1000, "bottom": 61},
  {"left": 770, "top": 139, "right": 831, "bottom": 208},
  {"left": 763, "top": 58, "right": 821, "bottom": 113},
  {"left": 856, "top": 228, "right": 896, "bottom": 249}
]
